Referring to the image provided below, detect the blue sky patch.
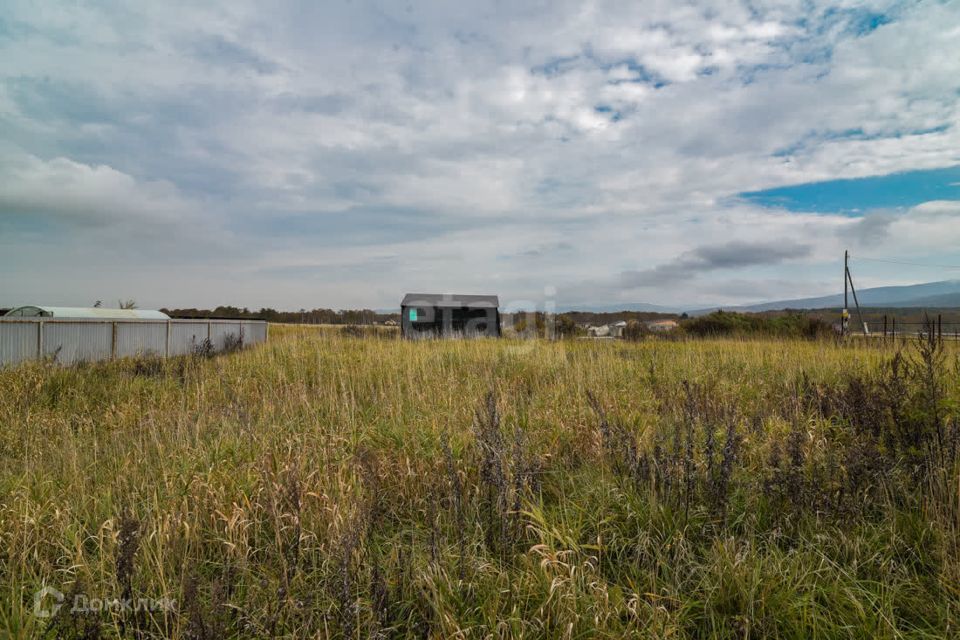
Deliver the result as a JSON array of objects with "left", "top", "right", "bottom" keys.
[
  {"left": 772, "top": 125, "right": 950, "bottom": 157},
  {"left": 738, "top": 165, "right": 960, "bottom": 215},
  {"left": 848, "top": 10, "right": 892, "bottom": 36},
  {"left": 594, "top": 104, "right": 622, "bottom": 122}
]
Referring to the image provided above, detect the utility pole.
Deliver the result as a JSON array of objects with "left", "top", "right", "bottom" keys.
[
  {"left": 843, "top": 250, "right": 868, "bottom": 336},
  {"left": 843, "top": 250, "right": 849, "bottom": 336}
]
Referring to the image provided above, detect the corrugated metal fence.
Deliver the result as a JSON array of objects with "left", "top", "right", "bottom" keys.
[{"left": 0, "top": 318, "right": 268, "bottom": 367}]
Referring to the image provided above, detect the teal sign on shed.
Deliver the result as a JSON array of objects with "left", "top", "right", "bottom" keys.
[{"left": 409, "top": 309, "right": 417, "bottom": 321}]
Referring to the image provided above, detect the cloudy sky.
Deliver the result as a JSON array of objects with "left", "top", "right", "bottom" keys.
[{"left": 2, "top": 0, "right": 959, "bottom": 311}]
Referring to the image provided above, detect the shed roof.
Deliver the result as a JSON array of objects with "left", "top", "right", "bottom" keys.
[
  {"left": 401, "top": 293, "right": 499, "bottom": 308},
  {"left": 3, "top": 306, "right": 170, "bottom": 320}
]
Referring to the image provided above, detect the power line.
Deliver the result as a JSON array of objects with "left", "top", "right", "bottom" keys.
[{"left": 851, "top": 256, "right": 960, "bottom": 270}]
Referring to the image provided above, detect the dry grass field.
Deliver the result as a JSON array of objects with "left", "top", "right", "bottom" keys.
[{"left": 1, "top": 326, "right": 958, "bottom": 638}]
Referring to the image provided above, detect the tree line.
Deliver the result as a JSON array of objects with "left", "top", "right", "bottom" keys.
[{"left": 160, "top": 306, "right": 399, "bottom": 325}]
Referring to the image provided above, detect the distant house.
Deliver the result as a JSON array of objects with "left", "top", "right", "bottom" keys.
[
  {"left": 401, "top": 293, "right": 500, "bottom": 338},
  {"left": 587, "top": 324, "right": 611, "bottom": 338},
  {"left": 587, "top": 321, "right": 627, "bottom": 338},
  {"left": 645, "top": 319, "right": 679, "bottom": 332}
]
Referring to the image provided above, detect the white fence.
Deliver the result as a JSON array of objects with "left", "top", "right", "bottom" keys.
[{"left": 0, "top": 318, "right": 268, "bottom": 367}]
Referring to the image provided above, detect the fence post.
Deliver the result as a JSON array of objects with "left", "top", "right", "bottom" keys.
[
  {"left": 37, "top": 321, "right": 44, "bottom": 360},
  {"left": 937, "top": 314, "right": 942, "bottom": 342},
  {"left": 883, "top": 315, "right": 887, "bottom": 339},
  {"left": 111, "top": 322, "right": 118, "bottom": 359},
  {"left": 166, "top": 320, "right": 171, "bottom": 358}
]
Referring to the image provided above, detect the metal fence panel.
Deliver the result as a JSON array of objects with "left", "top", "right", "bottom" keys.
[
  {"left": 0, "top": 322, "right": 39, "bottom": 366},
  {"left": 44, "top": 322, "right": 112, "bottom": 364},
  {"left": 210, "top": 322, "right": 241, "bottom": 349},
  {"left": 0, "top": 319, "right": 268, "bottom": 367},
  {"left": 169, "top": 322, "right": 211, "bottom": 356},
  {"left": 244, "top": 322, "right": 267, "bottom": 344},
  {"left": 116, "top": 322, "right": 166, "bottom": 357}
]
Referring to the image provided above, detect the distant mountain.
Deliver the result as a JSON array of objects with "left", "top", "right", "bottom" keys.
[
  {"left": 688, "top": 280, "right": 960, "bottom": 315},
  {"left": 892, "top": 292, "right": 960, "bottom": 308},
  {"left": 382, "top": 281, "right": 960, "bottom": 316},
  {"left": 556, "top": 301, "right": 680, "bottom": 313}
]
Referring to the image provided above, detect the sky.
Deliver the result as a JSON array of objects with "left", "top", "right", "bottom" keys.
[{"left": 1, "top": 0, "right": 959, "bottom": 312}]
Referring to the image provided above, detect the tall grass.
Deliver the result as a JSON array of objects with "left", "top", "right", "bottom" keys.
[{"left": 0, "top": 327, "right": 957, "bottom": 638}]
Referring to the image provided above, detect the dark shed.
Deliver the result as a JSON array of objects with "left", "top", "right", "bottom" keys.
[{"left": 401, "top": 293, "right": 500, "bottom": 338}]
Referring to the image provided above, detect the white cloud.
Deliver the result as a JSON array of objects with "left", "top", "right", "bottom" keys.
[
  {"left": 0, "top": 153, "right": 198, "bottom": 224},
  {"left": 0, "top": 0, "right": 958, "bottom": 308},
  {"left": 884, "top": 201, "right": 960, "bottom": 250}
]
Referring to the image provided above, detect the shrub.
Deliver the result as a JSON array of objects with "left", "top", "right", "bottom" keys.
[
  {"left": 622, "top": 320, "right": 652, "bottom": 341},
  {"left": 682, "top": 310, "right": 833, "bottom": 338},
  {"left": 191, "top": 337, "right": 215, "bottom": 358},
  {"left": 222, "top": 333, "right": 244, "bottom": 353}
]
